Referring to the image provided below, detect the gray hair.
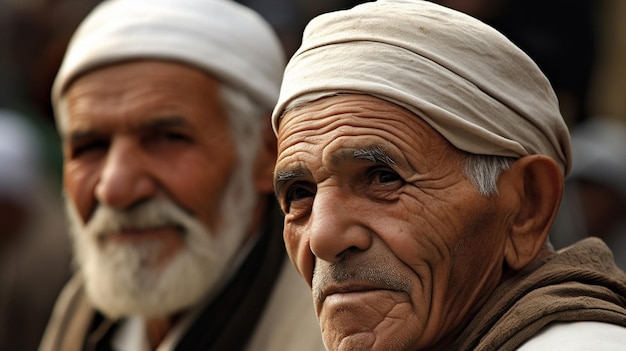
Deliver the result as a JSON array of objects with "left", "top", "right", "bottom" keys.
[
  {"left": 464, "top": 154, "right": 516, "bottom": 196},
  {"left": 218, "top": 85, "right": 266, "bottom": 168}
]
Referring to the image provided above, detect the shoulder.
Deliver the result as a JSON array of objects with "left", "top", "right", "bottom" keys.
[
  {"left": 38, "top": 274, "right": 95, "bottom": 351},
  {"left": 247, "top": 259, "right": 325, "bottom": 351},
  {"left": 517, "top": 321, "right": 626, "bottom": 350}
]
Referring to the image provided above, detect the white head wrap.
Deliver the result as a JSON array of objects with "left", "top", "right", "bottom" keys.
[
  {"left": 272, "top": 0, "right": 572, "bottom": 176},
  {"left": 52, "top": 0, "right": 285, "bottom": 114}
]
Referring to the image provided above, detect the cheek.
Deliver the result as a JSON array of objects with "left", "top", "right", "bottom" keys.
[
  {"left": 166, "top": 150, "right": 237, "bottom": 231},
  {"left": 376, "top": 198, "right": 451, "bottom": 272},
  {"left": 382, "top": 194, "right": 496, "bottom": 293},
  {"left": 283, "top": 222, "right": 300, "bottom": 259},
  {"left": 388, "top": 184, "right": 487, "bottom": 268},
  {"left": 370, "top": 196, "right": 463, "bottom": 323},
  {"left": 284, "top": 221, "right": 314, "bottom": 285},
  {"left": 63, "top": 161, "right": 99, "bottom": 223},
  {"left": 447, "top": 207, "right": 507, "bottom": 289},
  {"left": 173, "top": 170, "right": 228, "bottom": 230},
  {"left": 378, "top": 222, "right": 443, "bottom": 313}
]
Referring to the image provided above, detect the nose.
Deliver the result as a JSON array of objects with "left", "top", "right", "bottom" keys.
[
  {"left": 308, "top": 187, "right": 372, "bottom": 263},
  {"left": 95, "top": 138, "right": 156, "bottom": 210}
]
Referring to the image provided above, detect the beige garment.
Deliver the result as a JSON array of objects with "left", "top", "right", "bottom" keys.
[
  {"left": 246, "top": 258, "right": 325, "bottom": 351},
  {"left": 38, "top": 259, "right": 325, "bottom": 351},
  {"left": 456, "top": 237, "right": 626, "bottom": 350}
]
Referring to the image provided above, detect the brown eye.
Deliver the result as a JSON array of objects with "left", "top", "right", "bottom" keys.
[
  {"left": 70, "top": 139, "right": 109, "bottom": 159},
  {"left": 286, "top": 185, "right": 313, "bottom": 203},
  {"left": 284, "top": 183, "right": 315, "bottom": 212},
  {"left": 370, "top": 167, "right": 401, "bottom": 184},
  {"left": 150, "top": 130, "right": 192, "bottom": 144}
]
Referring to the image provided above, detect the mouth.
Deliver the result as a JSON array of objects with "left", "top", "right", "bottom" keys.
[
  {"left": 321, "top": 282, "right": 397, "bottom": 301},
  {"left": 315, "top": 282, "right": 410, "bottom": 319},
  {"left": 315, "top": 281, "right": 411, "bottom": 321}
]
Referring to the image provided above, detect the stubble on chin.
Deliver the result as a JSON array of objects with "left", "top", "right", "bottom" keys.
[{"left": 312, "top": 257, "right": 417, "bottom": 351}]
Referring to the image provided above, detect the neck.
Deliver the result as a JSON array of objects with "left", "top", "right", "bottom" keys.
[{"left": 146, "top": 316, "right": 177, "bottom": 348}]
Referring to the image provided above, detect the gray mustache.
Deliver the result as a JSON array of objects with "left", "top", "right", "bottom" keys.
[
  {"left": 312, "top": 258, "right": 412, "bottom": 303},
  {"left": 86, "top": 199, "right": 189, "bottom": 238}
]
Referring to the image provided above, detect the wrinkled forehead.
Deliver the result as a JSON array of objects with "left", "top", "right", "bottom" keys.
[
  {"left": 278, "top": 94, "right": 436, "bottom": 140},
  {"left": 56, "top": 59, "right": 224, "bottom": 135},
  {"left": 275, "top": 94, "right": 459, "bottom": 168}
]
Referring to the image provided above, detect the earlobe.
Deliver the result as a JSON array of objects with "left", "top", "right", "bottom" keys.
[
  {"left": 503, "top": 155, "right": 563, "bottom": 270},
  {"left": 253, "top": 116, "right": 278, "bottom": 194}
]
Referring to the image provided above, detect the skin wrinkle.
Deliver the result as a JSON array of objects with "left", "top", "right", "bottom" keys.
[
  {"left": 400, "top": 180, "right": 462, "bottom": 275},
  {"left": 61, "top": 61, "right": 265, "bottom": 344},
  {"left": 275, "top": 169, "right": 306, "bottom": 183},
  {"left": 370, "top": 281, "right": 426, "bottom": 351},
  {"left": 275, "top": 94, "right": 517, "bottom": 350},
  {"left": 336, "top": 301, "right": 412, "bottom": 350},
  {"left": 352, "top": 146, "right": 397, "bottom": 165},
  {"left": 438, "top": 210, "right": 496, "bottom": 339},
  {"left": 312, "top": 256, "right": 412, "bottom": 306},
  {"left": 325, "top": 294, "right": 416, "bottom": 351}
]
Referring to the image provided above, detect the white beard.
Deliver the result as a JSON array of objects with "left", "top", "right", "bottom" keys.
[{"left": 65, "top": 163, "right": 257, "bottom": 319}]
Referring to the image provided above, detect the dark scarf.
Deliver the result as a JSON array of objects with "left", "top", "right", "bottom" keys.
[
  {"left": 85, "top": 200, "right": 286, "bottom": 351},
  {"left": 455, "top": 237, "right": 626, "bottom": 351}
]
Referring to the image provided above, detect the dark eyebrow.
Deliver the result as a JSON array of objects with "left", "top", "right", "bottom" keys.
[
  {"left": 273, "top": 166, "right": 309, "bottom": 196},
  {"left": 65, "top": 115, "right": 189, "bottom": 143},
  {"left": 139, "top": 115, "right": 189, "bottom": 131},
  {"left": 273, "top": 146, "right": 397, "bottom": 195},
  {"left": 65, "top": 129, "right": 104, "bottom": 145}
]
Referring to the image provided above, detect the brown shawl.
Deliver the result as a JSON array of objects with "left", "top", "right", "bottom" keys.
[{"left": 455, "top": 237, "right": 626, "bottom": 351}]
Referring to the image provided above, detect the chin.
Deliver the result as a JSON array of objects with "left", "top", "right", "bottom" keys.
[
  {"left": 83, "top": 237, "right": 226, "bottom": 319},
  {"left": 65, "top": 193, "right": 252, "bottom": 319}
]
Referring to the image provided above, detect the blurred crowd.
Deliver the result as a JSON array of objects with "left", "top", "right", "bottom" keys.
[{"left": 0, "top": 0, "right": 624, "bottom": 350}]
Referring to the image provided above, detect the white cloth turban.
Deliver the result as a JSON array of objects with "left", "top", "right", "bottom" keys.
[
  {"left": 52, "top": 0, "right": 285, "bottom": 112},
  {"left": 272, "top": 0, "right": 572, "bottom": 176}
]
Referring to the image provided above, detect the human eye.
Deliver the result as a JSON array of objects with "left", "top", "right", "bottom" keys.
[
  {"left": 155, "top": 129, "right": 192, "bottom": 143},
  {"left": 143, "top": 128, "right": 194, "bottom": 151},
  {"left": 144, "top": 117, "right": 194, "bottom": 146},
  {"left": 369, "top": 167, "right": 402, "bottom": 185},
  {"left": 67, "top": 135, "right": 109, "bottom": 160},
  {"left": 282, "top": 182, "right": 315, "bottom": 215},
  {"left": 361, "top": 166, "right": 404, "bottom": 201}
]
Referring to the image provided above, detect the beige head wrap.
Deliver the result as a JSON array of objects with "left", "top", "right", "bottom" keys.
[
  {"left": 53, "top": 0, "right": 285, "bottom": 117},
  {"left": 272, "top": 0, "right": 572, "bottom": 176}
]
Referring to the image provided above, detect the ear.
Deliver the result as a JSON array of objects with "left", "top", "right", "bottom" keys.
[
  {"left": 253, "top": 115, "right": 277, "bottom": 195},
  {"left": 502, "top": 155, "right": 563, "bottom": 270}
]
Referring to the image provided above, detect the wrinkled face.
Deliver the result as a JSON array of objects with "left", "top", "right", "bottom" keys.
[
  {"left": 274, "top": 95, "right": 513, "bottom": 350},
  {"left": 61, "top": 60, "right": 255, "bottom": 318}
]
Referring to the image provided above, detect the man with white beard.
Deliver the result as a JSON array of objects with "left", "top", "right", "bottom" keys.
[{"left": 38, "top": 0, "right": 324, "bottom": 350}]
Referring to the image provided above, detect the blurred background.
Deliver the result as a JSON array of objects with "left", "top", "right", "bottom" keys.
[{"left": 0, "top": 0, "right": 624, "bottom": 350}]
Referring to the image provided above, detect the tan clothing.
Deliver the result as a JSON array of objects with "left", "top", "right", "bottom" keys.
[
  {"left": 39, "top": 261, "right": 324, "bottom": 351},
  {"left": 456, "top": 237, "right": 626, "bottom": 350},
  {"left": 39, "top": 203, "right": 325, "bottom": 351}
]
